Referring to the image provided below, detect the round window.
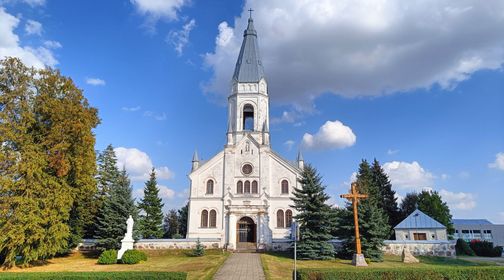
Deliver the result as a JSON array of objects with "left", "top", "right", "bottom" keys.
[{"left": 242, "top": 164, "right": 253, "bottom": 175}]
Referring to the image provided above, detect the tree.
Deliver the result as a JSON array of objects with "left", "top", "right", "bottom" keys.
[
  {"left": 291, "top": 164, "right": 337, "bottom": 260},
  {"left": 337, "top": 160, "right": 390, "bottom": 261},
  {"left": 371, "top": 159, "right": 401, "bottom": 234},
  {"left": 177, "top": 203, "right": 188, "bottom": 238},
  {"left": 95, "top": 160, "right": 138, "bottom": 250},
  {"left": 0, "top": 57, "right": 99, "bottom": 266},
  {"left": 163, "top": 210, "right": 180, "bottom": 238},
  {"left": 138, "top": 169, "right": 164, "bottom": 239},
  {"left": 399, "top": 190, "right": 454, "bottom": 235}
]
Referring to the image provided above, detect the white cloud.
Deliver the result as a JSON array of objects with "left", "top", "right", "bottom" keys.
[
  {"left": 302, "top": 120, "right": 356, "bottom": 150},
  {"left": 204, "top": 0, "right": 504, "bottom": 106},
  {"left": 271, "top": 110, "right": 298, "bottom": 124},
  {"left": 387, "top": 149, "right": 399, "bottom": 155},
  {"left": 25, "top": 19, "right": 42, "bottom": 36},
  {"left": 441, "top": 173, "right": 450, "bottom": 180},
  {"left": 382, "top": 161, "right": 435, "bottom": 190},
  {"left": 43, "top": 40, "right": 62, "bottom": 49},
  {"left": 130, "top": 0, "right": 188, "bottom": 23},
  {"left": 21, "top": 0, "right": 46, "bottom": 6},
  {"left": 439, "top": 189, "right": 476, "bottom": 210},
  {"left": 0, "top": 7, "right": 58, "bottom": 68},
  {"left": 85, "top": 77, "right": 106, "bottom": 86},
  {"left": 144, "top": 110, "right": 167, "bottom": 121},
  {"left": 488, "top": 152, "right": 504, "bottom": 171},
  {"left": 167, "top": 18, "right": 195, "bottom": 55},
  {"left": 122, "top": 106, "right": 141, "bottom": 112},
  {"left": 283, "top": 140, "right": 295, "bottom": 151},
  {"left": 114, "top": 147, "right": 174, "bottom": 181}
]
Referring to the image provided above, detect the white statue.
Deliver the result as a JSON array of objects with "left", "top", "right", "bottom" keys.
[
  {"left": 125, "top": 215, "right": 134, "bottom": 240},
  {"left": 118, "top": 215, "right": 135, "bottom": 259}
]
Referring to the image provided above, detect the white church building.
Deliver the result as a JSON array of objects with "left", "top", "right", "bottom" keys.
[{"left": 186, "top": 16, "right": 303, "bottom": 250}]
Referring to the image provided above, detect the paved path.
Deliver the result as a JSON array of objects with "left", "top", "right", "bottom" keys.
[{"left": 213, "top": 253, "right": 265, "bottom": 280}]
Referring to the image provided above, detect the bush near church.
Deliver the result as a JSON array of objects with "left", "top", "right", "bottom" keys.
[
  {"left": 297, "top": 267, "right": 504, "bottom": 280},
  {"left": 455, "top": 239, "right": 476, "bottom": 256},
  {"left": 469, "top": 240, "right": 503, "bottom": 257},
  {"left": 97, "top": 250, "right": 117, "bottom": 265},
  {"left": 120, "top": 250, "right": 148, "bottom": 264}
]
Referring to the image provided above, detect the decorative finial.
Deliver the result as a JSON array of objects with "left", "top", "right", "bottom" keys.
[{"left": 248, "top": 8, "right": 254, "bottom": 19}]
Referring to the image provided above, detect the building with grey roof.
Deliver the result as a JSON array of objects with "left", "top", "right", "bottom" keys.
[
  {"left": 453, "top": 219, "right": 504, "bottom": 247},
  {"left": 394, "top": 209, "right": 448, "bottom": 241}
]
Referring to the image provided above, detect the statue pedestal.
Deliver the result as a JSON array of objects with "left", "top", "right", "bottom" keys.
[
  {"left": 352, "top": 253, "right": 368, "bottom": 266},
  {"left": 117, "top": 237, "right": 134, "bottom": 260}
]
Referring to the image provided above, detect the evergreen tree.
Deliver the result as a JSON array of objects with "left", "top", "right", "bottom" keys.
[
  {"left": 95, "top": 164, "right": 138, "bottom": 250},
  {"left": 401, "top": 190, "right": 454, "bottom": 235},
  {"left": 291, "top": 164, "right": 337, "bottom": 260},
  {"left": 371, "top": 159, "right": 401, "bottom": 234},
  {"left": 163, "top": 209, "right": 180, "bottom": 238},
  {"left": 138, "top": 169, "right": 164, "bottom": 238},
  {"left": 337, "top": 160, "right": 390, "bottom": 261},
  {"left": 177, "top": 203, "right": 188, "bottom": 237},
  {"left": 0, "top": 58, "right": 99, "bottom": 266}
]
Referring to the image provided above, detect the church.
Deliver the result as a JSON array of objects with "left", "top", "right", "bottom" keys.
[{"left": 186, "top": 16, "right": 304, "bottom": 250}]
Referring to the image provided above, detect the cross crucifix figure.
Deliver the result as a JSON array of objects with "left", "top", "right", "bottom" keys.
[
  {"left": 340, "top": 182, "right": 369, "bottom": 266},
  {"left": 248, "top": 8, "right": 254, "bottom": 18}
]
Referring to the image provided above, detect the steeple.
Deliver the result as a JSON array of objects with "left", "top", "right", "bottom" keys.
[
  {"left": 297, "top": 150, "right": 304, "bottom": 169},
  {"left": 192, "top": 150, "right": 199, "bottom": 171},
  {"left": 232, "top": 14, "right": 265, "bottom": 83}
]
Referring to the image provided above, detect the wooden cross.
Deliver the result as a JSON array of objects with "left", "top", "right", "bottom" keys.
[{"left": 340, "top": 182, "right": 368, "bottom": 254}]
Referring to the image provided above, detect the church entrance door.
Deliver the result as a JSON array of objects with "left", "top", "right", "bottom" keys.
[{"left": 236, "top": 216, "right": 256, "bottom": 247}]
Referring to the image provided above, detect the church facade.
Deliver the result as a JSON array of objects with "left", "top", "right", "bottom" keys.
[{"left": 187, "top": 16, "right": 303, "bottom": 250}]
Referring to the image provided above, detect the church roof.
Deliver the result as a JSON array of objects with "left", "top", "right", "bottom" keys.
[
  {"left": 395, "top": 209, "right": 446, "bottom": 229},
  {"left": 232, "top": 16, "right": 265, "bottom": 83}
]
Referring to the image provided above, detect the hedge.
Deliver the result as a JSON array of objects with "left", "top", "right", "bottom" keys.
[
  {"left": 97, "top": 249, "right": 117, "bottom": 265},
  {"left": 297, "top": 267, "right": 504, "bottom": 280},
  {"left": 120, "top": 249, "right": 148, "bottom": 264},
  {"left": 0, "top": 272, "right": 187, "bottom": 279}
]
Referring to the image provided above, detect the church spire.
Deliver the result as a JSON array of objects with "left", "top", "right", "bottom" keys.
[
  {"left": 192, "top": 150, "right": 199, "bottom": 171},
  {"left": 232, "top": 12, "right": 265, "bottom": 83}
]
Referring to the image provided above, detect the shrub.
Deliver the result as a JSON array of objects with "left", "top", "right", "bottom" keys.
[
  {"left": 191, "top": 238, "right": 205, "bottom": 257},
  {"left": 470, "top": 240, "right": 502, "bottom": 257},
  {"left": 297, "top": 267, "right": 504, "bottom": 280},
  {"left": 172, "top": 233, "right": 184, "bottom": 239},
  {"left": 97, "top": 249, "right": 117, "bottom": 265},
  {"left": 456, "top": 239, "right": 475, "bottom": 256},
  {"left": 0, "top": 272, "right": 187, "bottom": 279},
  {"left": 120, "top": 249, "right": 148, "bottom": 264}
]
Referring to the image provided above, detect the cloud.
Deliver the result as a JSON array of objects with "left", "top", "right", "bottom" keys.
[
  {"left": 283, "top": 140, "right": 295, "bottom": 151},
  {"left": 439, "top": 189, "right": 476, "bottom": 210},
  {"left": 130, "top": 0, "right": 189, "bottom": 23},
  {"left": 271, "top": 111, "right": 298, "bottom": 124},
  {"left": 0, "top": 7, "right": 58, "bottom": 68},
  {"left": 21, "top": 0, "right": 46, "bottom": 6},
  {"left": 204, "top": 0, "right": 504, "bottom": 106},
  {"left": 387, "top": 149, "right": 399, "bottom": 155},
  {"left": 114, "top": 147, "right": 174, "bottom": 181},
  {"left": 143, "top": 110, "right": 167, "bottom": 121},
  {"left": 25, "top": 19, "right": 42, "bottom": 36},
  {"left": 122, "top": 106, "right": 141, "bottom": 112},
  {"left": 382, "top": 161, "right": 435, "bottom": 190},
  {"left": 43, "top": 40, "right": 62, "bottom": 49},
  {"left": 302, "top": 120, "right": 356, "bottom": 150},
  {"left": 85, "top": 77, "right": 106, "bottom": 86},
  {"left": 167, "top": 18, "right": 195, "bottom": 55},
  {"left": 134, "top": 184, "right": 175, "bottom": 200},
  {"left": 488, "top": 152, "right": 504, "bottom": 171}
]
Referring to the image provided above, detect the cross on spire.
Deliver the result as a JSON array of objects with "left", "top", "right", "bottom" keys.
[{"left": 248, "top": 8, "right": 254, "bottom": 19}]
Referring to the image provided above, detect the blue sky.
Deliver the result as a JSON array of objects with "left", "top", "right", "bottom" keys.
[{"left": 1, "top": 0, "right": 503, "bottom": 223}]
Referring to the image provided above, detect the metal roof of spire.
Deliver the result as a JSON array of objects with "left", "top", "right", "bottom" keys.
[
  {"left": 232, "top": 14, "right": 265, "bottom": 83},
  {"left": 297, "top": 150, "right": 304, "bottom": 161},
  {"left": 192, "top": 150, "right": 199, "bottom": 162}
]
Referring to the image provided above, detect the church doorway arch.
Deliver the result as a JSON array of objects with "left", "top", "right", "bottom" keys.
[{"left": 236, "top": 216, "right": 256, "bottom": 245}]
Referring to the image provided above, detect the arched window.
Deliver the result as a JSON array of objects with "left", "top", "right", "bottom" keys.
[
  {"left": 285, "top": 210, "right": 293, "bottom": 228},
  {"left": 243, "top": 104, "right": 254, "bottom": 131},
  {"left": 244, "top": 181, "right": 251, "bottom": 193},
  {"left": 277, "top": 210, "right": 285, "bottom": 228},
  {"left": 206, "top": 180, "right": 214, "bottom": 194},
  {"left": 209, "top": 210, "right": 217, "bottom": 228},
  {"left": 201, "top": 210, "right": 208, "bottom": 228},
  {"left": 281, "top": 180, "right": 289, "bottom": 194},
  {"left": 237, "top": 181, "right": 243, "bottom": 194},
  {"left": 252, "top": 180, "right": 258, "bottom": 194}
]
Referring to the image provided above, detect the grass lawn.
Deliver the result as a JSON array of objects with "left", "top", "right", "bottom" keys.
[
  {"left": 261, "top": 252, "right": 498, "bottom": 280},
  {"left": 0, "top": 249, "right": 229, "bottom": 280}
]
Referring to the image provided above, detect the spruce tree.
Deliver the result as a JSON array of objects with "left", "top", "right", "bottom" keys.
[
  {"left": 163, "top": 209, "right": 180, "bottom": 238},
  {"left": 291, "top": 164, "right": 337, "bottom": 260},
  {"left": 337, "top": 160, "right": 390, "bottom": 261},
  {"left": 138, "top": 169, "right": 164, "bottom": 238},
  {"left": 95, "top": 165, "right": 138, "bottom": 250},
  {"left": 178, "top": 203, "right": 189, "bottom": 237},
  {"left": 371, "top": 159, "right": 401, "bottom": 234}
]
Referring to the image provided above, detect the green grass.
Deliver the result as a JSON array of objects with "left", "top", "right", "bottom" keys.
[
  {"left": 0, "top": 272, "right": 186, "bottom": 279},
  {"left": 261, "top": 252, "right": 498, "bottom": 280},
  {"left": 0, "top": 250, "right": 229, "bottom": 280}
]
